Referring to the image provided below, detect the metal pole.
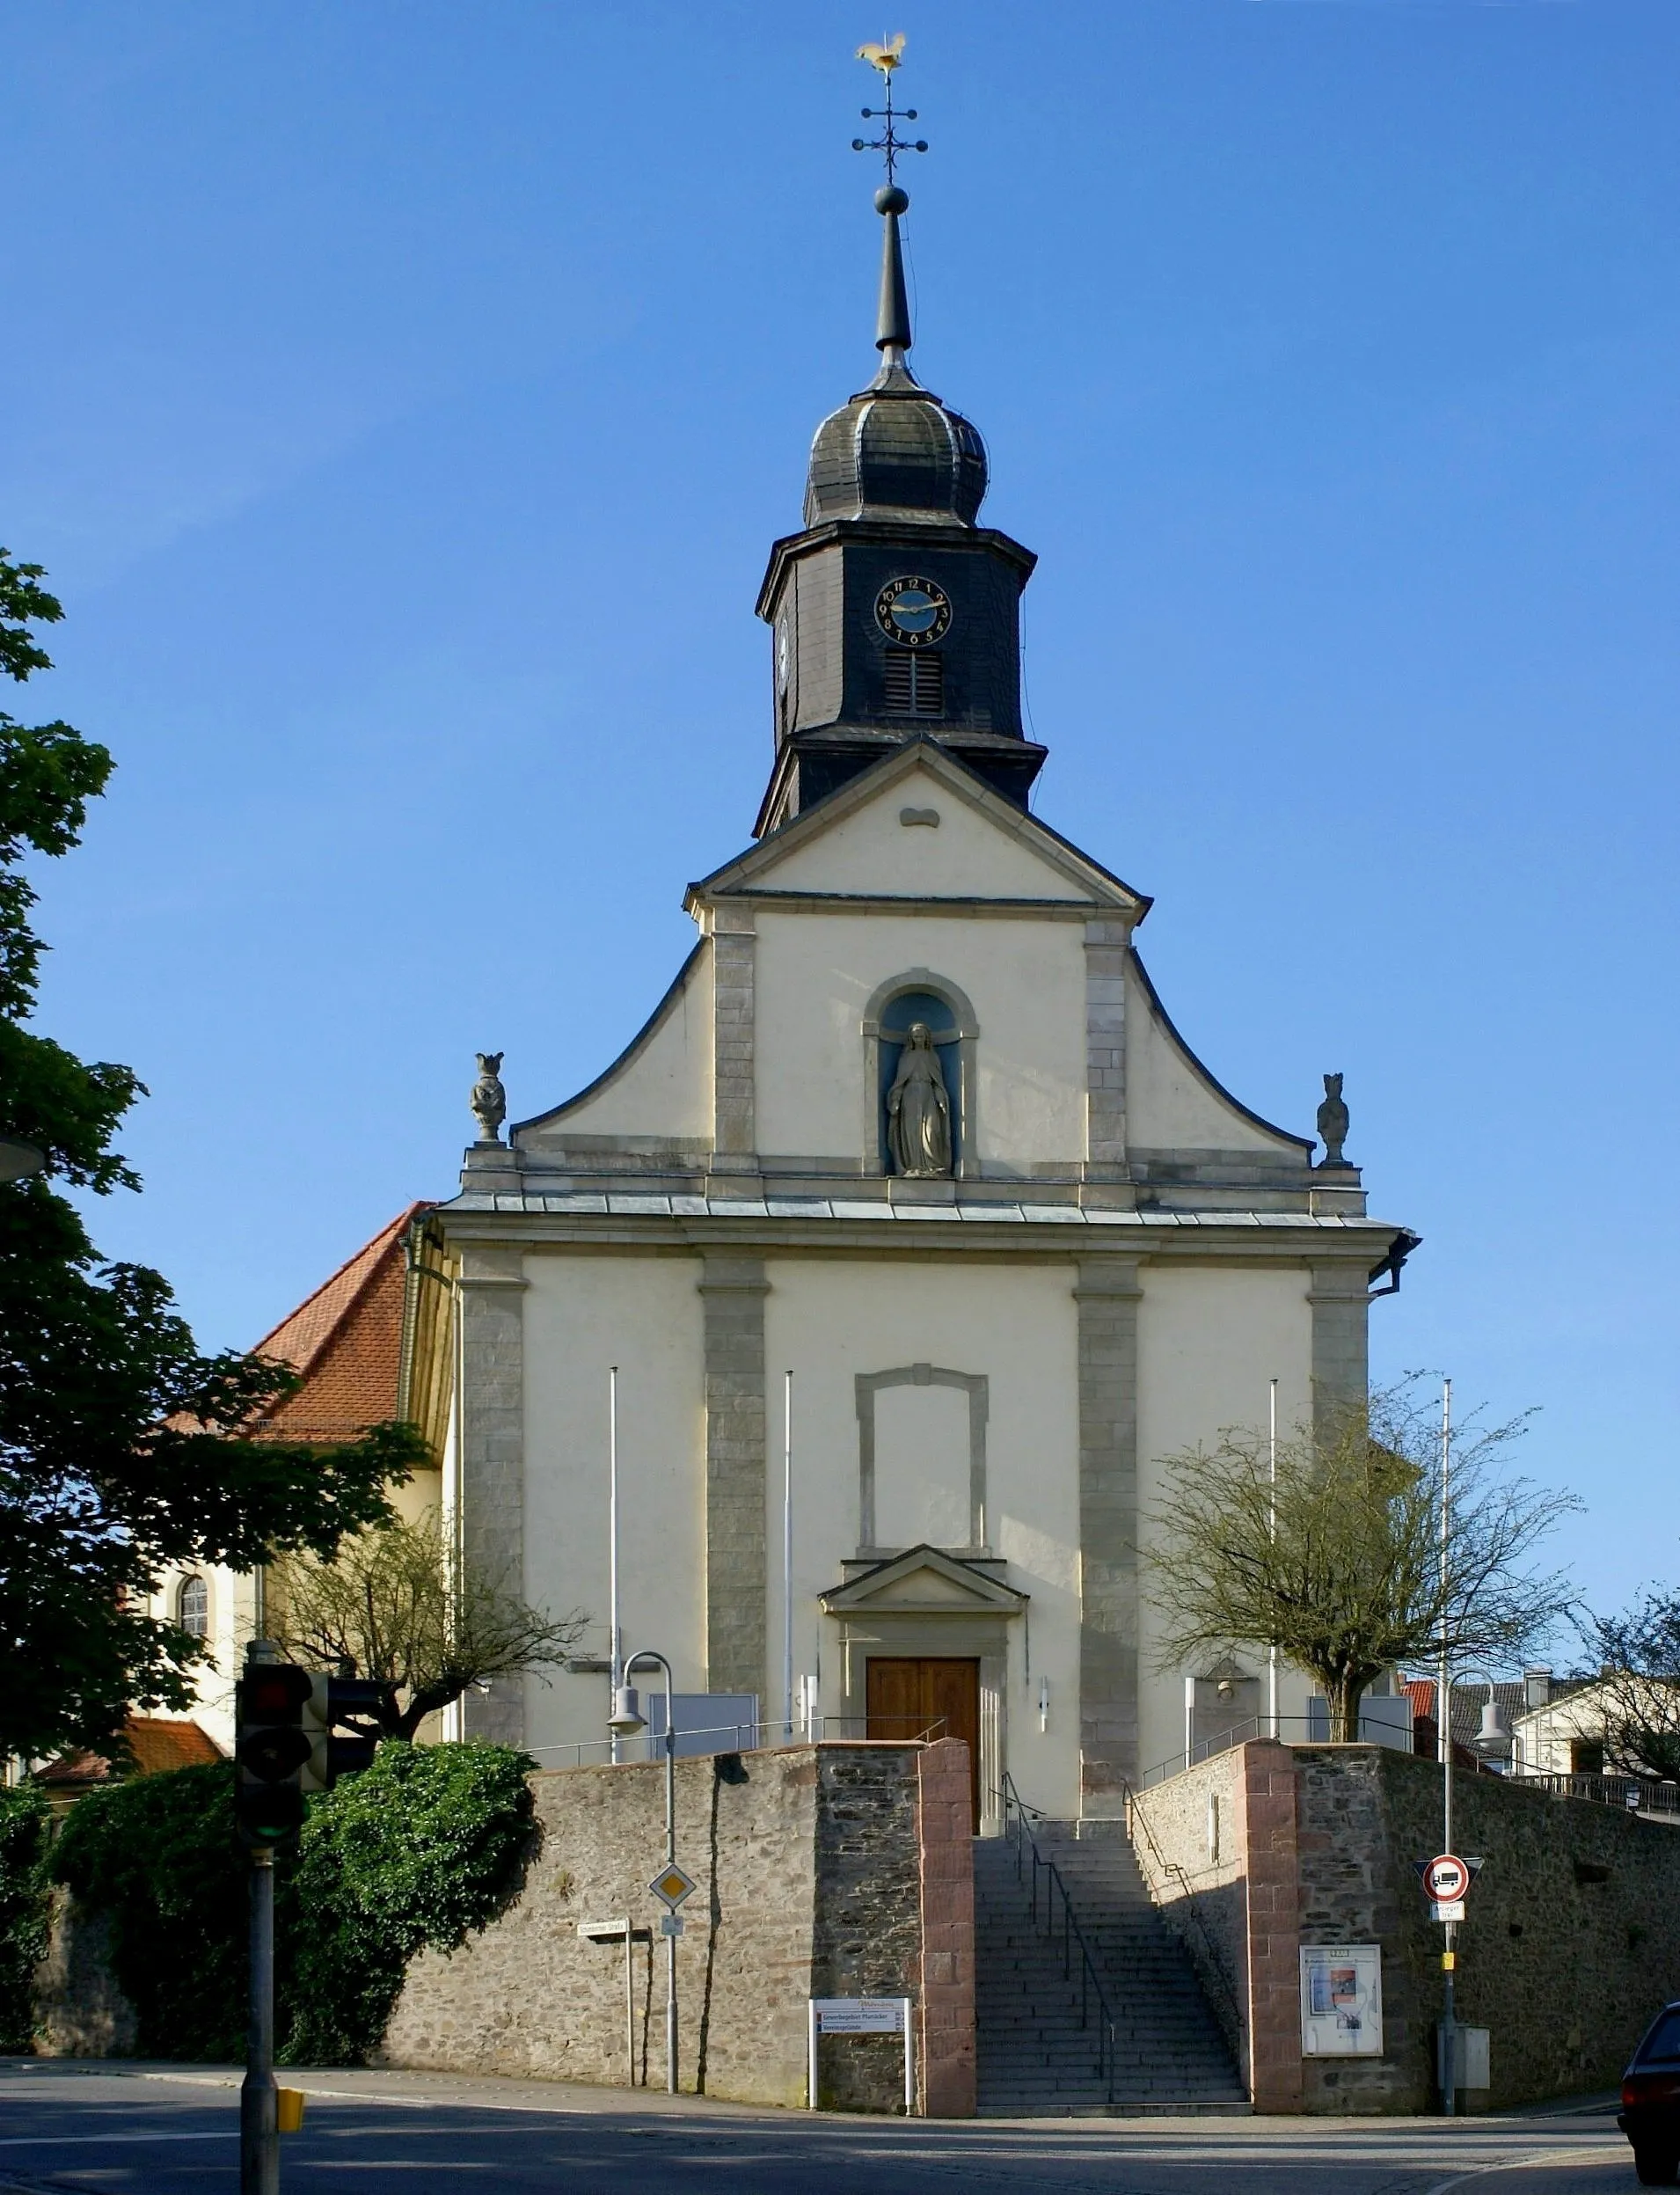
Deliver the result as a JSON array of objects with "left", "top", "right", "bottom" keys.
[
  {"left": 664, "top": 1682, "right": 677, "bottom": 2095},
  {"left": 620, "top": 1646, "right": 679, "bottom": 2092},
  {"left": 1267, "top": 1377, "right": 1280, "bottom": 1740},
  {"left": 610, "top": 1366, "right": 622, "bottom": 1760},
  {"left": 783, "top": 1370, "right": 794, "bottom": 1739},
  {"left": 624, "top": 1915, "right": 635, "bottom": 2089},
  {"left": 1439, "top": 1375, "right": 1456, "bottom": 2116},
  {"left": 240, "top": 1847, "right": 278, "bottom": 2195}
]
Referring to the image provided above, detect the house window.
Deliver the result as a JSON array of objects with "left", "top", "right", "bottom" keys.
[
  {"left": 882, "top": 648, "right": 944, "bottom": 718},
  {"left": 178, "top": 1576, "right": 209, "bottom": 1639},
  {"left": 1570, "top": 1737, "right": 1604, "bottom": 1776}
]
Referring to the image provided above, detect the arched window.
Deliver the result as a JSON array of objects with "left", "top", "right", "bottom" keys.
[
  {"left": 177, "top": 1575, "right": 209, "bottom": 1640},
  {"left": 861, "top": 970, "right": 980, "bottom": 1179}
]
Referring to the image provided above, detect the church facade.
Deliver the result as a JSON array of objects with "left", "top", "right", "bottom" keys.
[{"left": 429, "top": 190, "right": 1410, "bottom": 1826}]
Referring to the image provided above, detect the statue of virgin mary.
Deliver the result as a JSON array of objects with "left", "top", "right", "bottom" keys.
[{"left": 887, "top": 1023, "right": 953, "bottom": 1177}]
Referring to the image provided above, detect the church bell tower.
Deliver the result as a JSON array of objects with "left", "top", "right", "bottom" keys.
[{"left": 754, "top": 163, "right": 1047, "bottom": 835}]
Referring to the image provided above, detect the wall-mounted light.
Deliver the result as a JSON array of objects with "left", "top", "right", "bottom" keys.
[{"left": 1038, "top": 1677, "right": 1050, "bottom": 1733}]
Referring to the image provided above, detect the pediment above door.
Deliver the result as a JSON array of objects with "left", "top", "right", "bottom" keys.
[{"left": 820, "top": 1543, "right": 1028, "bottom": 1618}]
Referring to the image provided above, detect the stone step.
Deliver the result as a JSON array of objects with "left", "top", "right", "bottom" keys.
[{"left": 972, "top": 1821, "right": 1245, "bottom": 2118}]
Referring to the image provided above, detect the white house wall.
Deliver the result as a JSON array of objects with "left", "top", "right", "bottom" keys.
[
  {"left": 763, "top": 1258, "right": 1084, "bottom": 1813},
  {"left": 752, "top": 760, "right": 1097, "bottom": 902},
  {"left": 527, "top": 948, "right": 714, "bottom": 1142},
  {"left": 753, "top": 911, "right": 1088, "bottom": 1169},
  {"left": 520, "top": 1252, "right": 706, "bottom": 1765},
  {"left": 1134, "top": 1263, "right": 1318, "bottom": 1777},
  {"left": 1124, "top": 958, "right": 1297, "bottom": 1155}
]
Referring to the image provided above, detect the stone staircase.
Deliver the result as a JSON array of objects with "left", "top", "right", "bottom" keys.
[{"left": 973, "top": 1819, "right": 1249, "bottom": 2116}]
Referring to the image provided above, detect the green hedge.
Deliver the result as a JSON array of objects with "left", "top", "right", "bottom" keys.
[
  {"left": 0, "top": 1782, "right": 51, "bottom": 2051},
  {"left": 49, "top": 1743, "right": 535, "bottom": 2064}
]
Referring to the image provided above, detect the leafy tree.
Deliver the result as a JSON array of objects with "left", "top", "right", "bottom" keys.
[
  {"left": 0, "top": 1780, "right": 51, "bottom": 2051},
  {"left": 269, "top": 1511, "right": 587, "bottom": 1740},
  {"left": 0, "top": 548, "right": 425, "bottom": 1763},
  {"left": 1144, "top": 1381, "right": 1579, "bottom": 1741},
  {"left": 1578, "top": 1587, "right": 1680, "bottom": 1784}
]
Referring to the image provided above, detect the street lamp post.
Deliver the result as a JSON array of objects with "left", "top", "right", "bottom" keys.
[{"left": 609, "top": 1650, "right": 679, "bottom": 2095}]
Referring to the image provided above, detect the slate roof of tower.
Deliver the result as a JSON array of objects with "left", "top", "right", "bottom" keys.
[{"left": 249, "top": 1204, "right": 428, "bottom": 1444}]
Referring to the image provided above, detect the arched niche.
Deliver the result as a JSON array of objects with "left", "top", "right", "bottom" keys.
[{"left": 860, "top": 969, "right": 980, "bottom": 1179}]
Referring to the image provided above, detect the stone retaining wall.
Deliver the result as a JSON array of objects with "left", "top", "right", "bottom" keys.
[
  {"left": 1132, "top": 1739, "right": 1680, "bottom": 2113},
  {"left": 30, "top": 1739, "right": 974, "bottom": 2117},
  {"left": 382, "top": 1740, "right": 973, "bottom": 2113}
]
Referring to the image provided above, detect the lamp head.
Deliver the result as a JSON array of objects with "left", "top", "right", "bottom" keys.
[{"left": 608, "top": 1685, "right": 646, "bottom": 1738}]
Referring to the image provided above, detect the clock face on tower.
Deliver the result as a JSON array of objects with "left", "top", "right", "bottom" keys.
[
  {"left": 776, "top": 618, "right": 790, "bottom": 690},
  {"left": 874, "top": 576, "right": 953, "bottom": 649}
]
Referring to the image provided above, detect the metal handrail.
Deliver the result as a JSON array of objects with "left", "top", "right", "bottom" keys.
[
  {"left": 1121, "top": 1779, "right": 1246, "bottom": 2049},
  {"left": 996, "top": 1773, "right": 1120, "bottom": 2107}
]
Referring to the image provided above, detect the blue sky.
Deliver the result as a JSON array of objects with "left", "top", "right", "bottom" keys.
[{"left": 5, "top": 2, "right": 1676, "bottom": 1620}]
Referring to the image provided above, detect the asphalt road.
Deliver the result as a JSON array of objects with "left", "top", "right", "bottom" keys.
[{"left": 0, "top": 2061, "right": 1641, "bottom": 2195}]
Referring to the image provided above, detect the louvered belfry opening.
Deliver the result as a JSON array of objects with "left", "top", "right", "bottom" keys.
[{"left": 882, "top": 647, "right": 945, "bottom": 718}]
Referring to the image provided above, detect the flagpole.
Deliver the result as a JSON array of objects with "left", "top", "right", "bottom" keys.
[
  {"left": 1268, "top": 1377, "right": 1280, "bottom": 1740},
  {"left": 609, "top": 1365, "right": 622, "bottom": 1766},
  {"left": 1439, "top": 1374, "right": 1456, "bottom": 2115},
  {"left": 783, "top": 1370, "right": 794, "bottom": 1739}
]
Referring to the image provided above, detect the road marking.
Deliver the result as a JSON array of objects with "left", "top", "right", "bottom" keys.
[
  {"left": 1422, "top": 2141, "right": 1626, "bottom": 2192},
  {"left": 0, "top": 2133, "right": 232, "bottom": 2148}
]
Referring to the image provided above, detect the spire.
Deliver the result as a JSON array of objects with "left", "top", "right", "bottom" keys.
[
  {"left": 851, "top": 35, "right": 927, "bottom": 391},
  {"left": 875, "top": 184, "right": 912, "bottom": 365}
]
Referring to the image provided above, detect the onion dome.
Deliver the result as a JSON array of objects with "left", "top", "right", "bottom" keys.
[{"left": 803, "top": 186, "right": 989, "bottom": 528}]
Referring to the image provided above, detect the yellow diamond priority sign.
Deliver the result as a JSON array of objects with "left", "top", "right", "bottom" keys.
[{"left": 649, "top": 1863, "right": 696, "bottom": 1909}]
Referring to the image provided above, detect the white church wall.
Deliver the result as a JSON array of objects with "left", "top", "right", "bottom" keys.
[
  {"left": 763, "top": 1257, "right": 1084, "bottom": 1812},
  {"left": 753, "top": 912, "right": 1086, "bottom": 1169},
  {"left": 522, "top": 946, "right": 713, "bottom": 1141},
  {"left": 756, "top": 761, "right": 1092, "bottom": 903},
  {"left": 519, "top": 1253, "right": 706, "bottom": 1764},
  {"left": 1124, "top": 959, "right": 1298, "bottom": 1155},
  {"left": 1134, "top": 1262, "right": 1318, "bottom": 1779}
]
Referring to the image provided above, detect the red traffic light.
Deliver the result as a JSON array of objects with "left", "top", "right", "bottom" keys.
[{"left": 240, "top": 1666, "right": 313, "bottom": 1720}]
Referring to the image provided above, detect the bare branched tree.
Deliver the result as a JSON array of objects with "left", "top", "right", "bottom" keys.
[
  {"left": 1144, "top": 1381, "right": 1580, "bottom": 1741},
  {"left": 268, "top": 1511, "right": 587, "bottom": 1740},
  {"left": 1577, "top": 1590, "right": 1680, "bottom": 1783}
]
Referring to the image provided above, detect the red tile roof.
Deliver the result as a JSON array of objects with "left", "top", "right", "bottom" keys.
[
  {"left": 39, "top": 1716, "right": 223, "bottom": 1791},
  {"left": 251, "top": 1204, "right": 430, "bottom": 1444}
]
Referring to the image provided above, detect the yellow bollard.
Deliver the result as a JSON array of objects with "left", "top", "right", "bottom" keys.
[{"left": 276, "top": 2088, "right": 306, "bottom": 2134}]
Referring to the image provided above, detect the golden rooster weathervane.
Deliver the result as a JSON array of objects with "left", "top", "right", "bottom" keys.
[{"left": 851, "top": 32, "right": 926, "bottom": 192}]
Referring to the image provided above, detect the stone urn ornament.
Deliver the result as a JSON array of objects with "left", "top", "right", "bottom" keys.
[
  {"left": 471, "top": 1052, "right": 507, "bottom": 1145},
  {"left": 1315, "top": 1072, "right": 1349, "bottom": 1168}
]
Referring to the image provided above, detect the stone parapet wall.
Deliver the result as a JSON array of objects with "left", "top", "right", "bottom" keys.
[
  {"left": 31, "top": 1740, "right": 974, "bottom": 2118},
  {"left": 1128, "top": 1749, "right": 1246, "bottom": 2065},
  {"left": 379, "top": 1739, "right": 969, "bottom": 2114},
  {"left": 1307, "top": 1745, "right": 1680, "bottom": 2113},
  {"left": 1135, "top": 1740, "right": 1680, "bottom": 2114}
]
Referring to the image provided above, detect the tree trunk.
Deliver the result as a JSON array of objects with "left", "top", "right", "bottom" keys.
[{"left": 1327, "top": 1679, "right": 1362, "bottom": 1743}]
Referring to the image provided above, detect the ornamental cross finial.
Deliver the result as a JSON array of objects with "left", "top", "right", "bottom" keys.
[{"left": 852, "top": 33, "right": 926, "bottom": 189}]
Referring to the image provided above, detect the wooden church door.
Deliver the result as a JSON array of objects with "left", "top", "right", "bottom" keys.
[{"left": 866, "top": 1657, "right": 982, "bottom": 1831}]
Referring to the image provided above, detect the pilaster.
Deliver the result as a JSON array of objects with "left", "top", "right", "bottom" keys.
[
  {"left": 710, "top": 904, "right": 757, "bottom": 1176},
  {"left": 1074, "top": 1255, "right": 1144, "bottom": 1809},
  {"left": 699, "top": 1253, "right": 770, "bottom": 1698},
  {"left": 1307, "top": 1262, "right": 1370, "bottom": 1434},
  {"left": 1238, "top": 1740, "right": 1303, "bottom": 2112},
  {"left": 1083, "top": 920, "right": 1129, "bottom": 1178},
  {"left": 457, "top": 1248, "right": 528, "bottom": 1745}
]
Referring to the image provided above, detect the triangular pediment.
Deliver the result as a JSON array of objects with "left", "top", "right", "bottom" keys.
[
  {"left": 686, "top": 741, "right": 1150, "bottom": 917},
  {"left": 820, "top": 1543, "right": 1029, "bottom": 1616}
]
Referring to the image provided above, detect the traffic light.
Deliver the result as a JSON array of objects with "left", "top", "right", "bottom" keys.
[
  {"left": 235, "top": 1661, "right": 313, "bottom": 1845},
  {"left": 301, "top": 1675, "right": 394, "bottom": 1790}
]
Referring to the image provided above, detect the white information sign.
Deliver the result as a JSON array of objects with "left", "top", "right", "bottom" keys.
[
  {"left": 1299, "top": 1944, "right": 1383, "bottom": 2057},
  {"left": 807, "top": 1997, "right": 915, "bottom": 2113},
  {"left": 812, "top": 1998, "right": 907, "bottom": 2034}
]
